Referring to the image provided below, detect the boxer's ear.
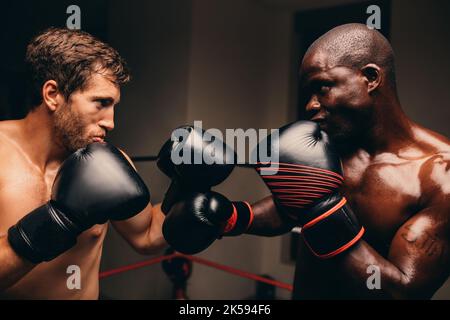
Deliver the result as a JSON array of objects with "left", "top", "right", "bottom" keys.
[
  {"left": 42, "top": 80, "right": 64, "bottom": 111},
  {"left": 361, "top": 64, "right": 381, "bottom": 93}
]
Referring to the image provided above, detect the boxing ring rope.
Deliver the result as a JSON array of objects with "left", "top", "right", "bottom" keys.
[{"left": 99, "top": 252, "right": 293, "bottom": 292}]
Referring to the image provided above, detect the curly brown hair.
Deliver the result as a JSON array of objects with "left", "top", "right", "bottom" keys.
[{"left": 25, "top": 27, "right": 130, "bottom": 112}]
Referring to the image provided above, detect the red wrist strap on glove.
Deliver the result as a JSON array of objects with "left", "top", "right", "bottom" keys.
[
  {"left": 223, "top": 201, "right": 254, "bottom": 236},
  {"left": 301, "top": 197, "right": 365, "bottom": 259}
]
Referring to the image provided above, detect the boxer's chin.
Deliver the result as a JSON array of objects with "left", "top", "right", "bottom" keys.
[
  {"left": 322, "top": 124, "right": 348, "bottom": 143},
  {"left": 64, "top": 136, "right": 91, "bottom": 153},
  {"left": 321, "top": 123, "right": 355, "bottom": 151},
  {"left": 327, "top": 132, "right": 349, "bottom": 150}
]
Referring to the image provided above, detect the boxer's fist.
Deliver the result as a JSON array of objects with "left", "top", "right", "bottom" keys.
[
  {"left": 162, "top": 191, "right": 253, "bottom": 254},
  {"left": 158, "top": 125, "right": 235, "bottom": 214}
]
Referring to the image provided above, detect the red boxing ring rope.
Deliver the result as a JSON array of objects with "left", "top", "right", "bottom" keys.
[{"left": 99, "top": 252, "right": 293, "bottom": 292}]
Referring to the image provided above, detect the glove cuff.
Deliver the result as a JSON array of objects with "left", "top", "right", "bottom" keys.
[
  {"left": 301, "top": 197, "right": 364, "bottom": 259},
  {"left": 223, "top": 201, "right": 254, "bottom": 236},
  {"left": 8, "top": 202, "right": 80, "bottom": 263}
]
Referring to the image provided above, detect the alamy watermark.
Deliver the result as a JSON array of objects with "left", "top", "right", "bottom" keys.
[
  {"left": 169, "top": 121, "right": 280, "bottom": 175},
  {"left": 366, "top": 264, "right": 381, "bottom": 290},
  {"left": 66, "top": 265, "right": 81, "bottom": 290},
  {"left": 66, "top": 5, "right": 81, "bottom": 30},
  {"left": 366, "top": 5, "right": 381, "bottom": 30}
]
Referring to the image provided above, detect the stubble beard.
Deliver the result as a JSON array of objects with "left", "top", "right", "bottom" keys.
[{"left": 53, "top": 102, "right": 90, "bottom": 153}]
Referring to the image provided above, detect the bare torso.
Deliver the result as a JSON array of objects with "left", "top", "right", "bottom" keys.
[
  {"left": 0, "top": 120, "right": 107, "bottom": 299},
  {"left": 293, "top": 124, "right": 450, "bottom": 299}
]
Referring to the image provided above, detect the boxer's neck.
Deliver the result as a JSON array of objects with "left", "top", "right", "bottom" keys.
[
  {"left": 18, "top": 106, "right": 69, "bottom": 172},
  {"left": 369, "top": 97, "right": 413, "bottom": 152},
  {"left": 341, "top": 94, "right": 414, "bottom": 158}
]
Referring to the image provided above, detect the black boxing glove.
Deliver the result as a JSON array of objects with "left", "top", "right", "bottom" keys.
[
  {"left": 8, "top": 143, "right": 150, "bottom": 263},
  {"left": 157, "top": 125, "right": 235, "bottom": 214},
  {"left": 162, "top": 191, "right": 253, "bottom": 254},
  {"left": 255, "top": 121, "right": 364, "bottom": 259}
]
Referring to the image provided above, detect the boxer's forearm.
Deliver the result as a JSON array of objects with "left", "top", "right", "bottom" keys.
[
  {"left": 336, "top": 241, "right": 433, "bottom": 299},
  {"left": 112, "top": 203, "right": 167, "bottom": 255},
  {"left": 335, "top": 206, "right": 450, "bottom": 300},
  {"left": 246, "top": 196, "right": 295, "bottom": 237},
  {"left": 0, "top": 236, "right": 35, "bottom": 292},
  {"left": 144, "top": 204, "right": 168, "bottom": 253}
]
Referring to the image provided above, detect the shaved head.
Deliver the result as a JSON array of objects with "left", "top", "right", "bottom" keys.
[
  {"left": 298, "top": 24, "right": 403, "bottom": 150},
  {"left": 304, "top": 23, "right": 396, "bottom": 89}
]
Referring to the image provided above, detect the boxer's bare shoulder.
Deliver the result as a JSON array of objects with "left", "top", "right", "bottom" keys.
[
  {"left": 0, "top": 122, "right": 18, "bottom": 183},
  {"left": 410, "top": 125, "right": 450, "bottom": 202},
  {"left": 0, "top": 121, "right": 24, "bottom": 161}
]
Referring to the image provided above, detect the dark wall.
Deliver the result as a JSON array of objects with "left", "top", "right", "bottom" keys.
[
  {"left": 0, "top": 0, "right": 108, "bottom": 119},
  {"left": 294, "top": 0, "right": 391, "bottom": 120}
]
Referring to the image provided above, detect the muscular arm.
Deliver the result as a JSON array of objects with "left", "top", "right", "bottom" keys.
[
  {"left": 246, "top": 196, "right": 296, "bottom": 236},
  {"left": 0, "top": 236, "right": 35, "bottom": 291},
  {"left": 0, "top": 150, "right": 36, "bottom": 290},
  {"left": 331, "top": 156, "right": 450, "bottom": 299},
  {"left": 0, "top": 174, "right": 35, "bottom": 290},
  {"left": 112, "top": 149, "right": 167, "bottom": 254},
  {"left": 336, "top": 198, "right": 450, "bottom": 299},
  {"left": 111, "top": 202, "right": 167, "bottom": 255}
]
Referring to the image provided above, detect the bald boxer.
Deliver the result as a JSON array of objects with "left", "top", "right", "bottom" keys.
[
  {"left": 161, "top": 24, "right": 450, "bottom": 299},
  {"left": 290, "top": 23, "right": 449, "bottom": 299},
  {"left": 0, "top": 28, "right": 166, "bottom": 299}
]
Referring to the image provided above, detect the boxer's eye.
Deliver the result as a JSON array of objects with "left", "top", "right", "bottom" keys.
[
  {"left": 95, "top": 98, "right": 114, "bottom": 109},
  {"left": 311, "top": 81, "right": 332, "bottom": 95},
  {"left": 319, "top": 85, "right": 330, "bottom": 95}
]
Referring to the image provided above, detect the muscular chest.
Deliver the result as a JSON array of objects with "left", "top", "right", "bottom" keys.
[
  {"left": 1, "top": 164, "right": 55, "bottom": 213},
  {"left": 0, "top": 160, "right": 104, "bottom": 238},
  {"left": 341, "top": 155, "right": 423, "bottom": 253}
]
